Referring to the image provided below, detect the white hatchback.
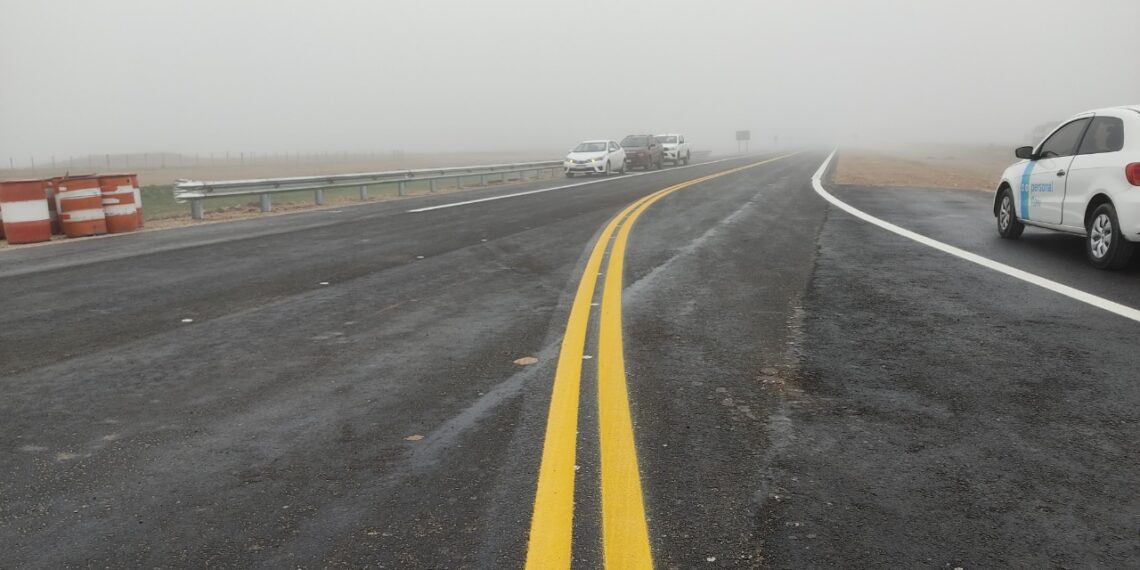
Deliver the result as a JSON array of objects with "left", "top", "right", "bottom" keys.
[
  {"left": 563, "top": 140, "right": 626, "bottom": 177},
  {"left": 995, "top": 105, "right": 1140, "bottom": 268}
]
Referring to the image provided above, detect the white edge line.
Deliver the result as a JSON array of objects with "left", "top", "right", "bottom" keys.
[
  {"left": 406, "top": 157, "right": 738, "bottom": 213},
  {"left": 811, "top": 149, "right": 1140, "bottom": 324}
]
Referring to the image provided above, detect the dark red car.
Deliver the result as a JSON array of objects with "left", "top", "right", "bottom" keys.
[{"left": 621, "top": 135, "right": 663, "bottom": 170}]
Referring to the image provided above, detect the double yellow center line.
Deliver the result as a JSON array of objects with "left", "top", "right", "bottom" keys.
[{"left": 525, "top": 155, "right": 793, "bottom": 569}]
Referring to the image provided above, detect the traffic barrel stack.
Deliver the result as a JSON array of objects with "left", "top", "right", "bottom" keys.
[
  {"left": 98, "top": 174, "right": 140, "bottom": 234},
  {"left": 0, "top": 179, "right": 53, "bottom": 244},
  {"left": 57, "top": 176, "right": 107, "bottom": 237}
]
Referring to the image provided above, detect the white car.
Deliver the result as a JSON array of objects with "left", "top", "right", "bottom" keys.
[
  {"left": 655, "top": 134, "right": 690, "bottom": 166},
  {"left": 563, "top": 140, "right": 626, "bottom": 177},
  {"left": 995, "top": 105, "right": 1140, "bottom": 269}
]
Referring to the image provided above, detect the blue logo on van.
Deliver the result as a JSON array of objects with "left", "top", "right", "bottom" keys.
[{"left": 1019, "top": 162, "right": 1035, "bottom": 218}]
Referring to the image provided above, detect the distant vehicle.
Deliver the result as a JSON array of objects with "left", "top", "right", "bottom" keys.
[
  {"left": 655, "top": 134, "right": 690, "bottom": 165},
  {"left": 563, "top": 140, "right": 626, "bottom": 177},
  {"left": 995, "top": 105, "right": 1140, "bottom": 269},
  {"left": 621, "top": 135, "right": 663, "bottom": 171}
]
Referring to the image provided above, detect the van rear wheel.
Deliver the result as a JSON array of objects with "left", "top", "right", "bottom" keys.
[{"left": 1087, "top": 203, "right": 1134, "bottom": 269}]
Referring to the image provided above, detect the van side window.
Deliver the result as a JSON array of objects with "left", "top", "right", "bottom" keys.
[
  {"left": 1038, "top": 118, "right": 1091, "bottom": 159},
  {"left": 1077, "top": 117, "right": 1124, "bottom": 155}
]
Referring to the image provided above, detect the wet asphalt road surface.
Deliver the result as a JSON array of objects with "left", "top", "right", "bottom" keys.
[{"left": 1, "top": 151, "right": 1136, "bottom": 568}]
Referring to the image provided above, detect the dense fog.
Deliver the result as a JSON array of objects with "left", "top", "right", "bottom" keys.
[{"left": 2, "top": 0, "right": 1138, "bottom": 163}]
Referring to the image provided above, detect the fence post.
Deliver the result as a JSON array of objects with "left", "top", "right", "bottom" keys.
[
  {"left": 191, "top": 200, "right": 204, "bottom": 220},
  {"left": 260, "top": 194, "right": 272, "bottom": 212},
  {"left": 315, "top": 189, "right": 325, "bottom": 205},
  {"left": 359, "top": 184, "right": 368, "bottom": 200}
]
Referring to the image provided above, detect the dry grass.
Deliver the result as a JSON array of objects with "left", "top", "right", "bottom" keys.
[
  {"left": 834, "top": 145, "right": 1014, "bottom": 192},
  {"left": 2, "top": 150, "right": 563, "bottom": 187}
]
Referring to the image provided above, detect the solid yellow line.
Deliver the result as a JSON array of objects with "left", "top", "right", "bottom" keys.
[
  {"left": 597, "top": 154, "right": 795, "bottom": 569},
  {"left": 524, "top": 191, "right": 664, "bottom": 569},
  {"left": 526, "top": 154, "right": 795, "bottom": 569}
]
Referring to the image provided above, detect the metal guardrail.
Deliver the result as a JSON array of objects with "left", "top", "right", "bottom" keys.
[{"left": 173, "top": 160, "right": 563, "bottom": 219}]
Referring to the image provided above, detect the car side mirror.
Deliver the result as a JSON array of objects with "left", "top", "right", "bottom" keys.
[{"left": 1015, "top": 146, "right": 1034, "bottom": 160}]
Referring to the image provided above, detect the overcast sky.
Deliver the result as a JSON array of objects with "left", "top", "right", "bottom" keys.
[{"left": 2, "top": 0, "right": 1138, "bottom": 160}]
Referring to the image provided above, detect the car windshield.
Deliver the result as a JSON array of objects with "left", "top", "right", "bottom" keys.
[
  {"left": 655, "top": 136, "right": 678, "bottom": 144},
  {"left": 621, "top": 136, "right": 651, "bottom": 147},
  {"left": 573, "top": 142, "right": 607, "bottom": 153}
]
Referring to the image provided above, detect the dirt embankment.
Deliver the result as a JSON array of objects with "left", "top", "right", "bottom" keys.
[
  {"left": 834, "top": 145, "right": 1014, "bottom": 192},
  {"left": 2, "top": 151, "right": 563, "bottom": 187}
]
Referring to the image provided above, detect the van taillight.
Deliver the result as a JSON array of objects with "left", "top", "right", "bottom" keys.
[{"left": 1128, "top": 163, "right": 1140, "bottom": 186}]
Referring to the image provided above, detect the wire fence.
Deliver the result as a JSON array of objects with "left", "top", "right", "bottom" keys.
[{"left": 3, "top": 151, "right": 416, "bottom": 171}]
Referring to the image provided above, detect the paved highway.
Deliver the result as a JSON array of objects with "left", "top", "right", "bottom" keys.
[{"left": 1, "top": 152, "right": 1137, "bottom": 568}]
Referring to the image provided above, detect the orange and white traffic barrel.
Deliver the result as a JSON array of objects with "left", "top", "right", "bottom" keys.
[
  {"left": 46, "top": 177, "right": 62, "bottom": 234},
  {"left": 0, "top": 179, "right": 53, "bottom": 244},
  {"left": 98, "top": 174, "right": 140, "bottom": 234},
  {"left": 129, "top": 174, "right": 143, "bottom": 227},
  {"left": 57, "top": 176, "right": 107, "bottom": 238}
]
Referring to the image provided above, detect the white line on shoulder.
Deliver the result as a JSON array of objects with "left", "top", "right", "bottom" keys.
[
  {"left": 407, "top": 157, "right": 736, "bottom": 213},
  {"left": 811, "top": 149, "right": 1140, "bottom": 324}
]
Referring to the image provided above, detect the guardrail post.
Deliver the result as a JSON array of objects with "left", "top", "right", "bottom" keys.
[
  {"left": 456, "top": 175, "right": 463, "bottom": 189},
  {"left": 315, "top": 189, "right": 325, "bottom": 205},
  {"left": 398, "top": 180, "right": 407, "bottom": 196},
  {"left": 260, "top": 194, "right": 272, "bottom": 212},
  {"left": 500, "top": 173, "right": 506, "bottom": 184},
  {"left": 429, "top": 178, "right": 438, "bottom": 193},
  {"left": 480, "top": 174, "right": 487, "bottom": 187},
  {"left": 359, "top": 184, "right": 368, "bottom": 200},
  {"left": 191, "top": 200, "right": 204, "bottom": 220}
]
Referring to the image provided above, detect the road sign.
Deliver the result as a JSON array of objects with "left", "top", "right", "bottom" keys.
[{"left": 736, "top": 130, "right": 751, "bottom": 154}]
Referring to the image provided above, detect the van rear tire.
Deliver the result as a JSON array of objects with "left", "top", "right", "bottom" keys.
[{"left": 1087, "top": 202, "right": 1134, "bottom": 269}]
